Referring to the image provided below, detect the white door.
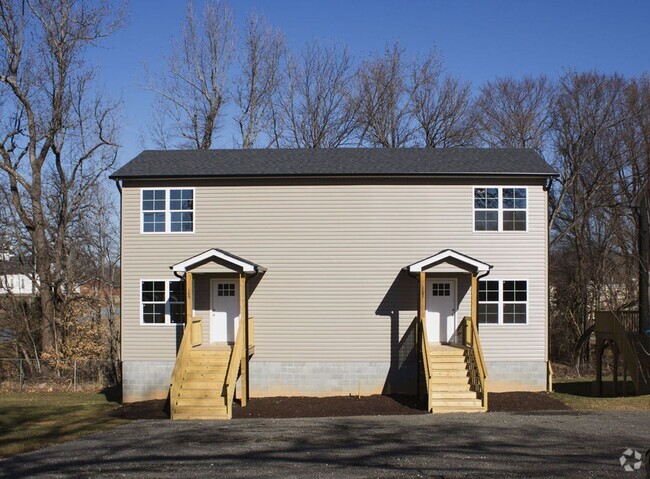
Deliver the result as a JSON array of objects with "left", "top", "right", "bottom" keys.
[
  {"left": 210, "top": 281, "right": 240, "bottom": 343},
  {"left": 425, "top": 280, "right": 457, "bottom": 343}
]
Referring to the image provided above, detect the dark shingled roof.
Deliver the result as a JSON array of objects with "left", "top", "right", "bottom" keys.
[{"left": 110, "top": 148, "right": 558, "bottom": 180}]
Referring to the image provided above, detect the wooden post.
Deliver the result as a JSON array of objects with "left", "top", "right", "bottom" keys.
[
  {"left": 595, "top": 339, "right": 603, "bottom": 397},
  {"left": 239, "top": 273, "right": 248, "bottom": 407},
  {"left": 419, "top": 272, "right": 426, "bottom": 324},
  {"left": 418, "top": 271, "right": 426, "bottom": 401},
  {"left": 185, "top": 272, "right": 193, "bottom": 343},
  {"left": 467, "top": 273, "right": 478, "bottom": 347},
  {"left": 613, "top": 343, "right": 619, "bottom": 396},
  {"left": 471, "top": 272, "right": 478, "bottom": 329}
]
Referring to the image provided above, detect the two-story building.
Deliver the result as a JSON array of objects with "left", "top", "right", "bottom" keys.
[{"left": 111, "top": 148, "right": 557, "bottom": 419}]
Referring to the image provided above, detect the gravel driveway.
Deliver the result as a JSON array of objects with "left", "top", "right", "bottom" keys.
[{"left": 1, "top": 411, "right": 649, "bottom": 478}]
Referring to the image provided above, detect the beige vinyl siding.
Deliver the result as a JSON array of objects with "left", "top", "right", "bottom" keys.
[{"left": 121, "top": 178, "right": 548, "bottom": 364}]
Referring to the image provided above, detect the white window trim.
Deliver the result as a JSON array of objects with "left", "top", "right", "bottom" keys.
[
  {"left": 478, "top": 278, "right": 529, "bottom": 325},
  {"left": 139, "top": 279, "right": 185, "bottom": 326},
  {"left": 472, "top": 186, "right": 528, "bottom": 233},
  {"left": 140, "top": 187, "right": 196, "bottom": 235}
]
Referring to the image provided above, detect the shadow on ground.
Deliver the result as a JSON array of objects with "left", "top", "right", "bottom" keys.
[{"left": 554, "top": 380, "right": 637, "bottom": 397}]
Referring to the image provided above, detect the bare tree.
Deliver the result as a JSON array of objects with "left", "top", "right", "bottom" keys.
[
  {"left": 548, "top": 71, "right": 639, "bottom": 370},
  {"left": 0, "top": 0, "right": 123, "bottom": 351},
  {"left": 146, "top": 0, "right": 235, "bottom": 149},
  {"left": 411, "top": 61, "right": 476, "bottom": 148},
  {"left": 474, "top": 76, "right": 554, "bottom": 151},
  {"left": 356, "top": 42, "right": 417, "bottom": 147},
  {"left": 234, "top": 12, "right": 285, "bottom": 148},
  {"left": 279, "top": 41, "right": 357, "bottom": 148}
]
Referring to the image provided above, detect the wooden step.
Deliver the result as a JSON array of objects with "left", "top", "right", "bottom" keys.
[
  {"left": 178, "top": 388, "right": 223, "bottom": 399},
  {"left": 431, "top": 405, "right": 484, "bottom": 413},
  {"left": 173, "top": 405, "right": 229, "bottom": 420},
  {"left": 429, "top": 346, "right": 467, "bottom": 355},
  {"left": 430, "top": 383, "right": 473, "bottom": 391},
  {"left": 431, "top": 398, "right": 482, "bottom": 407},
  {"left": 176, "top": 397, "right": 227, "bottom": 407},
  {"left": 429, "top": 355, "right": 467, "bottom": 363},
  {"left": 430, "top": 369, "right": 469, "bottom": 378},
  {"left": 180, "top": 380, "right": 226, "bottom": 389},
  {"left": 187, "top": 358, "right": 230, "bottom": 366},
  {"left": 189, "top": 350, "right": 231, "bottom": 358},
  {"left": 182, "top": 372, "right": 226, "bottom": 381},
  {"left": 184, "top": 364, "right": 228, "bottom": 374},
  {"left": 430, "top": 391, "right": 478, "bottom": 399},
  {"left": 430, "top": 362, "right": 468, "bottom": 370}
]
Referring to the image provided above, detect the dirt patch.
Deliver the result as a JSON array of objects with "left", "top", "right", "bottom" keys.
[
  {"left": 232, "top": 394, "right": 425, "bottom": 419},
  {"left": 108, "top": 399, "right": 168, "bottom": 420},
  {"left": 488, "top": 392, "right": 571, "bottom": 412},
  {"left": 107, "top": 392, "right": 571, "bottom": 420}
]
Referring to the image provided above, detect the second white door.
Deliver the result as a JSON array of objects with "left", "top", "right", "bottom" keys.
[
  {"left": 425, "top": 280, "right": 457, "bottom": 343},
  {"left": 210, "top": 281, "right": 240, "bottom": 343}
]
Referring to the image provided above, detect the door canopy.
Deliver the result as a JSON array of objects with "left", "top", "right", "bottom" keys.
[
  {"left": 170, "top": 248, "right": 263, "bottom": 274},
  {"left": 407, "top": 249, "right": 492, "bottom": 274}
]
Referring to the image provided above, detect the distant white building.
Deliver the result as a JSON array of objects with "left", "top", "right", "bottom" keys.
[{"left": 0, "top": 255, "right": 36, "bottom": 296}]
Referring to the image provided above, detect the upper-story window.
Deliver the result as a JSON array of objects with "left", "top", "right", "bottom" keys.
[
  {"left": 473, "top": 187, "right": 527, "bottom": 232},
  {"left": 142, "top": 188, "right": 194, "bottom": 233}
]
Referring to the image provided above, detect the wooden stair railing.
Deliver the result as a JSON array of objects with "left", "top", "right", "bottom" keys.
[
  {"left": 169, "top": 316, "right": 202, "bottom": 419},
  {"left": 418, "top": 316, "right": 432, "bottom": 412},
  {"left": 223, "top": 316, "right": 255, "bottom": 419},
  {"left": 463, "top": 316, "right": 488, "bottom": 411},
  {"left": 595, "top": 311, "right": 649, "bottom": 394}
]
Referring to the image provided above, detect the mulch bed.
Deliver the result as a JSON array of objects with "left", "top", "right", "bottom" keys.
[
  {"left": 488, "top": 392, "right": 571, "bottom": 412},
  {"left": 232, "top": 394, "right": 425, "bottom": 418},
  {"left": 107, "top": 392, "right": 571, "bottom": 420}
]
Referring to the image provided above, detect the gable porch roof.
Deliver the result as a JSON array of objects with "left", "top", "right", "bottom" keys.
[
  {"left": 170, "top": 248, "right": 263, "bottom": 274},
  {"left": 407, "top": 249, "right": 492, "bottom": 274}
]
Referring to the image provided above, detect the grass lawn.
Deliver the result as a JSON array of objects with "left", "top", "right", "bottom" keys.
[
  {"left": 553, "top": 378, "right": 650, "bottom": 411},
  {"left": 0, "top": 391, "right": 128, "bottom": 458}
]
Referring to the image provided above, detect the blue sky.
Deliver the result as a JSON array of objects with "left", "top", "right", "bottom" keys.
[{"left": 93, "top": 0, "right": 650, "bottom": 166}]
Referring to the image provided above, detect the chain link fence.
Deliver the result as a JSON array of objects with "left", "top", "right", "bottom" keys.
[{"left": 0, "top": 358, "right": 119, "bottom": 392}]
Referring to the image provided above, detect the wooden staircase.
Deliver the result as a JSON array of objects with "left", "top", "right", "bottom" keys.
[
  {"left": 428, "top": 345, "right": 484, "bottom": 413},
  {"left": 595, "top": 311, "right": 650, "bottom": 395},
  {"left": 420, "top": 315, "right": 488, "bottom": 413},
  {"left": 172, "top": 348, "right": 230, "bottom": 420}
]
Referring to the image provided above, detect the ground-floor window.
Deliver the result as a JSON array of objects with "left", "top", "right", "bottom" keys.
[
  {"left": 478, "top": 280, "right": 528, "bottom": 325},
  {"left": 141, "top": 279, "right": 185, "bottom": 324}
]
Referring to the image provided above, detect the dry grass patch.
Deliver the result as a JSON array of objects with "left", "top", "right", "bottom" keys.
[
  {"left": 553, "top": 378, "right": 650, "bottom": 411},
  {"left": 0, "top": 391, "right": 127, "bottom": 458}
]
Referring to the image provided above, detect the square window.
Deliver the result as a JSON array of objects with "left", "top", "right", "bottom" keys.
[
  {"left": 478, "top": 303, "right": 498, "bottom": 324},
  {"left": 142, "top": 281, "right": 165, "bottom": 302},
  {"left": 478, "top": 279, "right": 527, "bottom": 325},
  {"left": 143, "top": 303, "right": 165, "bottom": 324},
  {"left": 218, "top": 283, "right": 236, "bottom": 297},
  {"left": 474, "top": 187, "right": 527, "bottom": 232},
  {"left": 474, "top": 188, "right": 499, "bottom": 209},
  {"left": 170, "top": 212, "right": 193, "bottom": 232},
  {"left": 142, "top": 189, "right": 194, "bottom": 233},
  {"left": 503, "top": 211, "right": 526, "bottom": 231},
  {"left": 169, "top": 302, "right": 186, "bottom": 323},
  {"left": 143, "top": 212, "right": 165, "bottom": 232},
  {"left": 479, "top": 281, "right": 499, "bottom": 302},
  {"left": 475, "top": 210, "right": 499, "bottom": 231},
  {"left": 169, "top": 281, "right": 185, "bottom": 302},
  {"left": 141, "top": 280, "right": 186, "bottom": 325}
]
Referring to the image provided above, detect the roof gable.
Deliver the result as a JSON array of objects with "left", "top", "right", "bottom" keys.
[
  {"left": 407, "top": 249, "right": 492, "bottom": 274},
  {"left": 170, "top": 248, "right": 261, "bottom": 274}
]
